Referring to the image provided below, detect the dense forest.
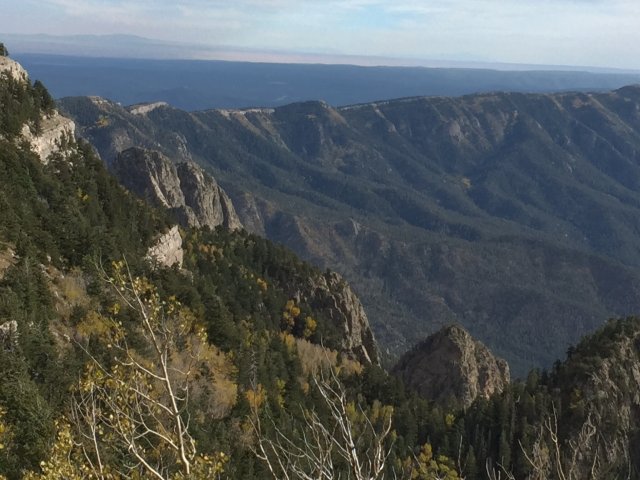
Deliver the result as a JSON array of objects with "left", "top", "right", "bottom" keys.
[{"left": 1, "top": 53, "right": 640, "bottom": 479}]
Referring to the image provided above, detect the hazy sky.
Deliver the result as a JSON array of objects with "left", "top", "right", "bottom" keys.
[{"left": 2, "top": 0, "right": 640, "bottom": 69}]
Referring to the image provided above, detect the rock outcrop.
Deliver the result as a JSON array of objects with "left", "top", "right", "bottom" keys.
[
  {"left": 0, "top": 56, "right": 28, "bottom": 82},
  {"left": 393, "top": 324, "right": 510, "bottom": 408},
  {"left": 147, "top": 225, "right": 184, "bottom": 268},
  {"left": 291, "top": 271, "right": 379, "bottom": 365},
  {"left": 21, "top": 113, "right": 76, "bottom": 164},
  {"left": 1, "top": 56, "right": 76, "bottom": 164},
  {"left": 113, "top": 147, "right": 242, "bottom": 231},
  {"left": 129, "top": 102, "right": 169, "bottom": 116},
  {"left": 553, "top": 319, "right": 640, "bottom": 477}
]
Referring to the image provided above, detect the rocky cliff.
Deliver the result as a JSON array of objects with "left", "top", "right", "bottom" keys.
[
  {"left": 146, "top": 225, "right": 184, "bottom": 268},
  {"left": 112, "top": 147, "right": 242, "bottom": 231},
  {"left": 21, "top": 112, "right": 76, "bottom": 164},
  {"left": 392, "top": 325, "right": 510, "bottom": 408},
  {"left": 1, "top": 56, "right": 76, "bottom": 164},
  {"left": 548, "top": 318, "right": 640, "bottom": 477},
  {"left": 0, "top": 56, "right": 28, "bottom": 82},
  {"left": 291, "top": 271, "right": 379, "bottom": 365}
]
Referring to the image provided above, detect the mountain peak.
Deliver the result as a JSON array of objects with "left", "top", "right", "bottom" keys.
[{"left": 393, "top": 324, "right": 510, "bottom": 408}]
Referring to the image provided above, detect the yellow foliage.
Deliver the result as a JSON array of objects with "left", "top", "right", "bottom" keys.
[
  {"left": 284, "top": 299, "right": 301, "bottom": 318},
  {"left": 246, "top": 384, "right": 266, "bottom": 412},
  {"left": 303, "top": 316, "right": 317, "bottom": 339},
  {"left": 75, "top": 310, "right": 124, "bottom": 343},
  {"left": 292, "top": 337, "right": 363, "bottom": 378},
  {"left": 445, "top": 412, "right": 455, "bottom": 428},
  {"left": 22, "top": 421, "right": 91, "bottom": 480},
  {"left": 75, "top": 188, "right": 89, "bottom": 202},
  {"left": 281, "top": 310, "right": 295, "bottom": 330},
  {"left": 276, "top": 378, "right": 287, "bottom": 408},
  {"left": 404, "top": 443, "right": 460, "bottom": 480},
  {"left": 280, "top": 332, "right": 297, "bottom": 353},
  {"left": 62, "top": 265, "right": 232, "bottom": 478},
  {"left": 256, "top": 277, "right": 268, "bottom": 292},
  {"left": 0, "top": 406, "right": 10, "bottom": 453}
]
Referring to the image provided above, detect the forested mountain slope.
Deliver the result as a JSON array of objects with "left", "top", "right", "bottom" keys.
[
  {"left": 0, "top": 52, "right": 397, "bottom": 479},
  {"left": 61, "top": 85, "right": 640, "bottom": 374}
]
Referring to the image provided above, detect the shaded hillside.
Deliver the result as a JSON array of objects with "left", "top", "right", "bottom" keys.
[{"left": 60, "top": 86, "right": 640, "bottom": 374}]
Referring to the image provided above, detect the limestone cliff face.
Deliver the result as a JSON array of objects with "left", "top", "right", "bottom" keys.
[
  {"left": 0, "top": 56, "right": 28, "bottom": 82},
  {"left": 21, "top": 113, "right": 76, "bottom": 164},
  {"left": 113, "top": 147, "right": 242, "bottom": 231},
  {"left": 147, "top": 225, "right": 184, "bottom": 268},
  {"left": 393, "top": 325, "right": 510, "bottom": 408},
  {"left": 1, "top": 56, "right": 76, "bottom": 164},
  {"left": 290, "top": 271, "right": 379, "bottom": 365}
]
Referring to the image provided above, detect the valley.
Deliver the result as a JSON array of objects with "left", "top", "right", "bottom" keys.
[{"left": 61, "top": 86, "right": 640, "bottom": 375}]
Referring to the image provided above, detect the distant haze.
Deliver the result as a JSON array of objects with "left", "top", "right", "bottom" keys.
[
  {"left": 14, "top": 53, "right": 640, "bottom": 111},
  {"left": 1, "top": 0, "right": 640, "bottom": 71}
]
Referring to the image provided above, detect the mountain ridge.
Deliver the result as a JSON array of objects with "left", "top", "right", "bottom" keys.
[{"left": 60, "top": 86, "right": 640, "bottom": 375}]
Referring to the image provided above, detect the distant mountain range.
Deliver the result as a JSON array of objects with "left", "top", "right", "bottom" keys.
[
  {"left": 6, "top": 33, "right": 640, "bottom": 73},
  {"left": 61, "top": 85, "right": 640, "bottom": 375},
  {"left": 10, "top": 51, "right": 639, "bottom": 111}
]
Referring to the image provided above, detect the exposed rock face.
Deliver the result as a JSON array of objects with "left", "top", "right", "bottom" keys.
[
  {"left": 0, "top": 56, "right": 76, "bottom": 164},
  {"left": 0, "top": 56, "right": 28, "bottom": 82},
  {"left": 147, "top": 225, "right": 184, "bottom": 268},
  {"left": 21, "top": 113, "right": 76, "bottom": 164},
  {"left": 556, "top": 321, "right": 640, "bottom": 477},
  {"left": 393, "top": 325, "right": 510, "bottom": 408},
  {"left": 291, "top": 271, "right": 379, "bottom": 365},
  {"left": 129, "top": 102, "right": 169, "bottom": 116},
  {"left": 113, "top": 147, "right": 242, "bottom": 231}
]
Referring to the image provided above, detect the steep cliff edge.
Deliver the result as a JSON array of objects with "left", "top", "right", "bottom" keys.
[
  {"left": 547, "top": 317, "right": 640, "bottom": 477},
  {"left": 1, "top": 55, "right": 76, "bottom": 163},
  {"left": 289, "top": 270, "right": 379, "bottom": 365},
  {"left": 0, "top": 56, "right": 28, "bottom": 81},
  {"left": 20, "top": 113, "right": 76, "bottom": 164},
  {"left": 112, "top": 147, "right": 242, "bottom": 231},
  {"left": 393, "top": 324, "right": 510, "bottom": 408}
]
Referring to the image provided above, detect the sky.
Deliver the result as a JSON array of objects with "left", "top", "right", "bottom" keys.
[{"left": 1, "top": 0, "right": 640, "bottom": 70}]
